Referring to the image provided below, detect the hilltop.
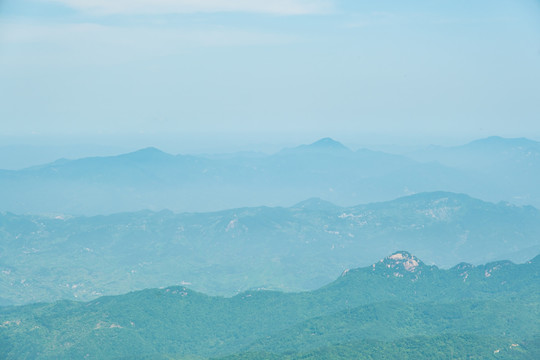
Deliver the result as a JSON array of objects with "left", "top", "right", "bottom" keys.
[
  {"left": 2, "top": 136, "right": 540, "bottom": 214},
  {"left": 1, "top": 191, "right": 540, "bottom": 305},
  {"left": 0, "top": 251, "right": 538, "bottom": 359}
]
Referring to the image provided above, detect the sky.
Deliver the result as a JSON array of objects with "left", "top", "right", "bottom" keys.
[{"left": 1, "top": 0, "right": 540, "bottom": 154}]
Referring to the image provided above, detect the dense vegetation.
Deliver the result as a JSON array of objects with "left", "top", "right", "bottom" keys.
[
  {"left": 2, "top": 191, "right": 540, "bottom": 305},
  {"left": 1, "top": 252, "right": 538, "bottom": 359},
  {"left": 216, "top": 335, "right": 539, "bottom": 360}
]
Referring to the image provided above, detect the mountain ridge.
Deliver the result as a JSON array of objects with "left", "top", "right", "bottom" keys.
[
  {"left": 2, "top": 136, "right": 540, "bottom": 214},
  {"left": 2, "top": 191, "right": 540, "bottom": 305},
  {"left": 0, "top": 251, "right": 538, "bottom": 359},
  {"left": 6, "top": 135, "right": 540, "bottom": 171},
  {"left": 277, "top": 137, "right": 352, "bottom": 155}
]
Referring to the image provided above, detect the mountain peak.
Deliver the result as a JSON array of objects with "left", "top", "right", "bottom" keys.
[
  {"left": 387, "top": 251, "right": 414, "bottom": 260},
  {"left": 339, "top": 252, "right": 431, "bottom": 280},
  {"left": 133, "top": 147, "right": 165, "bottom": 155},
  {"left": 395, "top": 191, "right": 473, "bottom": 203},
  {"left": 120, "top": 147, "right": 173, "bottom": 161},
  {"left": 278, "top": 138, "right": 351, "bottom": 155},
  {"left": 309, "top": 137, "right": 349, "bottom": 150},
  {"left": 292, "top": 197, "right": 339, "bottom": 211},
  {"left": 377, "top": 251, "right": 424, "bottom": 273}
]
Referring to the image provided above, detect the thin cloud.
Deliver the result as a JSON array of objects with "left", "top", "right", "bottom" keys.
[
  {"left": 41, "top": 0, "right": 334, "bottom": 15},
  {"left": 0, "top": 21, "right": 300, "bottom": 67}
]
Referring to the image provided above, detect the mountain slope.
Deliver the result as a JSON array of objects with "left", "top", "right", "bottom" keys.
[
  {"left": 0, "top": 252, "right": 538, "bottom": 359},
  {"left": 408, "top": 136, "right": 540, "bottom": 206},
  {"left": 0, "top": 138, "right": 467, "bottom": 214},
  {"left": 1, "top": 192, "right": 540, "bottom": 305},
  {"left": 216, "top": 335, "right": 535, "bottom": 360},
  {"left": 3, "top": 136, "right": 539, "bottom": 214}
]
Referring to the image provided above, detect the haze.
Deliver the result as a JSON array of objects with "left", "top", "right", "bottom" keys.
[{"left": 1, "top": 0, "right": 540, "bottom": 158}]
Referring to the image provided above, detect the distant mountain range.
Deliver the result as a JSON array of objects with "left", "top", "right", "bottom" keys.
[
  {"left": 1, "top": 191, "right": 540, "bottom": 305},
  {"left": 1, "top": 136, "right": 540, "bottom": 215},
  {"left": 1, "top": 251, "right": 538, "bottom": 359},
  {"left": 1, "top": 136, "right": 537, "bottom": 359}
]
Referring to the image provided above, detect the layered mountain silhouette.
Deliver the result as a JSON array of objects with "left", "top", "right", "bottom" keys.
[
  {"left": 1, "top": 136, "right": 538, "bottom": 359},
  {"left": 1, "top": 191, "right": 540, "bottom": 305},
  {"left": 2, "top": 136, "right": 539, "bottom": 215}
]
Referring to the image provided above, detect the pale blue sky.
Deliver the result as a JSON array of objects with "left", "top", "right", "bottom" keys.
[{"left": 1, "top": 0, "right": 540, "bottom": 152}]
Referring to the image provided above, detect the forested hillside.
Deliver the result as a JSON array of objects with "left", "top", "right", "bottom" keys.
[
  {"left": 1, "top": 252, "right": 538, "bottom": 359},
  {"left": 2, "top": 192, "right": 540, "bottom": 305}
]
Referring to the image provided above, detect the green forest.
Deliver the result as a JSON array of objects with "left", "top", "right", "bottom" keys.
[{"left": 1, "top": 252, "right": 539, "bottom": 359}]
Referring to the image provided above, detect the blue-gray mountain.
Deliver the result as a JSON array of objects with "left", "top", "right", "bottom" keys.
[
  {"left": 1, "top": 192, "right": 539, "bottom": 305},
  {"left": 0, "top": 252, "right": 538, "bottom": 359},
  {"left": 1, "top": 136, "right": 539, "bottom": 215},
  {"left": 408, "top": 136, "right": 540, "bottom": 205}
]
